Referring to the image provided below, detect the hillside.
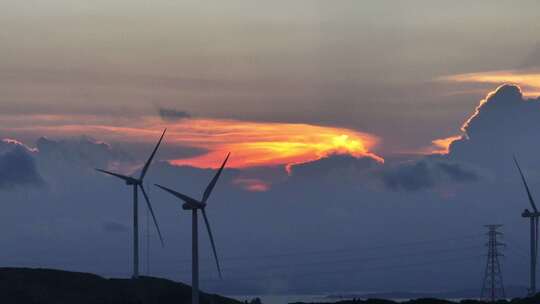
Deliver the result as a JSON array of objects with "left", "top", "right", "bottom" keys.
[
  {"left": 0, "top": 267, "right": 242, "bottom": 304},
  {"left": 292, "top": 293, "right": 540, "bottom": 304}
]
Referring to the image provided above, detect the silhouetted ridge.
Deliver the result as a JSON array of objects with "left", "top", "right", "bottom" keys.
[
  {"left": 292, "top": 292, "right": 540, "bottom": 304},
  {"left": 0, "top": 267, "right": 240, "bottom": 304}
]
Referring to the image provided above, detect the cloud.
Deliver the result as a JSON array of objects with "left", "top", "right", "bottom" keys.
[
  {"left": 35, "top": 136, "right": 133, "bottom": 171},
  {"left": 1, "top": 114, "right": 383, "bottom": 170},
  {"left": 0, "top": 132, "right": 516, "bottom": 294},
  {"left": 440, "top": 70, "right": 540, "bottom": 97},
  {"left": 416, "top": 84, "right": 540, "bottom": 189},
  {"left": 232, "top": 178, "right": 270, "bottom": 192},
  {"left": 0, "top": 138, "right": 38, "bottom": 153},
  {"left": 289, "top": 153, "right": 379, "bottom": 178},
  {"left": 380, "top": 158, "right": 479, "bottom": 191},
  {"left": 435, "top": 161, "right": 478, "bottom": 182},
  {"left": 285, "top": 153, "right": 479, "bottom": 192},
  {"left": 166, "top": 121, "right": 384, "bottom": 170},
  {"left": 0, "top": 139, "right": 43, "bottom": 189},
  {"left": 430, "top": 135, "right": 462, "bottom": 154},
  {"left": 434, "top": 84, "right": 540, "bottom": 169},
  {"left": 158, "top": 108, "right": 192, "bottom": 122}
]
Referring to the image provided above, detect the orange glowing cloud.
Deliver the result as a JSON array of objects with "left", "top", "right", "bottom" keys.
[
  {"left": 1, "top": 138, "right": 39, "bottom": 153},
  {"left": 430, "top": 135, "right": 462, "bottom": 154},
  {"left": 232, "top": 178, "right": 271, "bottom": 192},
  {"left": 0, "top": 115, "right": 383, "bottom": 170},
  {"left": 440, "top": 69, "right": 540, "bottom": 97},
  {"left": 165, "top": 119, "right": 384, "bottom": 170}
]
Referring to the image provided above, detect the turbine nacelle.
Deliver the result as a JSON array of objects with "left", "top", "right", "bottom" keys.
[
  {"left": 523, "top": 209, "right": 540, "bottom": 218},
  {"left": 182, "top": 202, "right": 206, "bottom": 210},
  {"left": 125, "top": 178, "right": 141, "bottom": 186}
]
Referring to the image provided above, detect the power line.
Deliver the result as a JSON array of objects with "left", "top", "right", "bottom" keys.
[
  {"left": 504, "top": 236, "right": 528, "bottom": 260},
  {"left": 157, "top": 233, "right": 485, "bottom": 264},
  {"left": 3, "top": 234, "right": 486, "bottom": 272},
  {"left": 198, "top": 254, "right": 485, "bottom": 283},
  {"left": 153, "top": 244, "right": 485, "bottom": 273}
]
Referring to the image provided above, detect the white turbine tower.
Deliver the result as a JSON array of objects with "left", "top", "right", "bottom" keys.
[
  {"left": 155, "top": 152, "right": 229, "bottom": 304},
  {"left": 96, "top": 129, "right": 166, "bottom": 279},
  {"left": 514, "top": 156, "right": 539, "bottom": 296}
]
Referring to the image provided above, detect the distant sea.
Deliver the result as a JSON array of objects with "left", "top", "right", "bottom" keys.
[
  {"left": 228, "top": 294, "right": 344, "bottom": 304},
  {"left": 227, "top": 294, "right": 468, "bottom": 304}
]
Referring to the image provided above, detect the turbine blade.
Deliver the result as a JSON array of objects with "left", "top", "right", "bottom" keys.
[
  {"left": 514, "top": 156, "right": 539, "bottom": 213},
  {"left": 140, "top": 128, "right": 167, "bottom": 180},
  {"left": 202, "top": 209, "right": 222, "bottom": 279},
  {"left": 139, "top": 185, "right": 165, "bottom": 247},
  {"left": 95, "top": 169, "right": 131, "bottom": 182},
  {"left": 154, "top": 184, "right": 201, "bottom": 208},
  {"left": 202, "top": 153, "right": 230, "bottom": 204}
]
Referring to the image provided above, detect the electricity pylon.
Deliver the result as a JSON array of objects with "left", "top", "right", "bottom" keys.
[{"left": 481, "top": 224, "right": 506, "bottom": 302}]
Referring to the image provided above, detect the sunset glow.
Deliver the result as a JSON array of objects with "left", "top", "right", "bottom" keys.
[
  {"left": 0, "top": 115, "right": 383, "bottom": 170},
  {"left": 441, "top": 70, "right": 540, "bottom": 97},
  {"left": 165, "top": 119, "right": 384, "bottom": 169},
  {"left": 430, "top": 135, "right": 462, "bottom": 154},
  {"left": 232, "top": 178, "right": 271, "bottom": 192}
]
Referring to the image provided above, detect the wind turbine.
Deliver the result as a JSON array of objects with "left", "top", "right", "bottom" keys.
[
  {"left": 96, "top": 129, "right": 166, "bottom": 279},
  {"left": 155, "top": 153, "right": 229, "bottom": 304},
  {"left": 514, "top": 156, "right": 539, "bottom": 296}
]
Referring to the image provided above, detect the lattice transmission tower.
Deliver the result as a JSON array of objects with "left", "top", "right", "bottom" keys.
[{"left": 481, "top": 224, "right": 506, "bottom": 302}]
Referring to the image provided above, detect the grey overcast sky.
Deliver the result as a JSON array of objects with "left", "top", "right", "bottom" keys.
[{"left": 2, "top": 0, "right": 540, "bottom": 154}]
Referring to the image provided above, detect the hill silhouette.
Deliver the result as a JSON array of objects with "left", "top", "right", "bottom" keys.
[
  {"left": 3, "top": 267, "right": 540, "bottom": 304},
  {"left": 0, "top": 267, "right": 241, "bottom": 304},
  {"left": 292, "top": 293, "right": 540, "bottom": 304}
]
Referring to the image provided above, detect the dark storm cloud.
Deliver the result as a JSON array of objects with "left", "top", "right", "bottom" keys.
[
  {"left": 0, "top": 141, "right": 43, "bottom": 189},
  {"left": 381, "top": 161, "right": 434, "bottom": 191},
  {"left": 284, "top": 153, "right": 480, "bottom": 192},
  {"left": 436, "top": 161, "right": 478, "bottom": 181},
  {"left": 447, "top": 84, "right": 540, "bottom": 169},
  {"left": 158, "top": 108, "right": 192, "bottom": 122},
  {"left": 36, "top": 136, "right": 133, "bottom": 170},
  {"left": 380, "top": 159, "right": 479, "bottom": 191},
  {"left": 289, "top": 154, "right": 379, "bottom": 178}
]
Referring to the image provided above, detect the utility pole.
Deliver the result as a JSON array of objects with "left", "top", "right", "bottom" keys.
[{"left": 481, "top": 225, "right": 506, "bottom": 302}]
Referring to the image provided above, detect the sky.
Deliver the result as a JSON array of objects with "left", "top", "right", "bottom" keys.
[{"left": 2, "top": 0, "right": 540, "bottom": 296}]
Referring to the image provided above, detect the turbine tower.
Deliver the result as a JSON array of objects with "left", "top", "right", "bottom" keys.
[
  {"left": 96, "top": 129, "right": 166, "bottom": 279},
  {"left": 155, "top": 153, "right": 229, "bottom": 304},
  {"left": 514, "top": 156, "right": 539, "bottom": 296}
]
